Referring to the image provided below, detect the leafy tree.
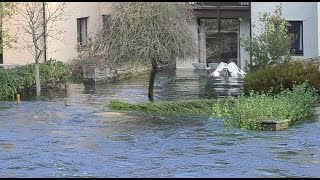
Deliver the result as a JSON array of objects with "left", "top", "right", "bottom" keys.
[{"left": 241, "top": 6, "right": 294, "bottom": 69}]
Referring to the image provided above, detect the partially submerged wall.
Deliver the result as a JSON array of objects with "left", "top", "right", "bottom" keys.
[{"left": 82, "top": 65, "right": 149, "bottom": 83}]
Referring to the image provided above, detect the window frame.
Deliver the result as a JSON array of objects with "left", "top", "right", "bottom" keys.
[
  {"left": 77, "top": 17, "right": 88, "bottom": 47},
  {"left": 288, "top": 21, "right": 303, "bottom": 56},
  {"left": 102, "top": 14, "right": 111, "bottom": 36}
]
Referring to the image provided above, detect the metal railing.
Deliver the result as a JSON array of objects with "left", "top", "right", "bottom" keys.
[{"left": 186, "top": 2, "right": 250, "bottom": 7}]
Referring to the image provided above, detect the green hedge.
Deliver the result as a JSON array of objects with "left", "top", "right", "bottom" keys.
[
  {"left": 0, "top": 60, "right": 71, "bottom": 99},
  {"left": 244, "top": 61, "right": 320, "bottom": 94}
]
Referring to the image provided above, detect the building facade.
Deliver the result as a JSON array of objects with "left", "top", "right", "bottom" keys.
[{"left": 1, "top": 2, "right": 319, "bottom": 70}]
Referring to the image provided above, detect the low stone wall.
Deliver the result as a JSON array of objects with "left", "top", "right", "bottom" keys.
[
  {"left": 0, "top": 64, "right": 18, "bottom": 69},
  {"left": 302, "top": 56, "right": 320, "bottom": 71},
  {"left": 260, "top": 119, "right": 289, "bottom": 131},
  {"left": 83, "top": 65, "right": 149, "bottom": 84}
]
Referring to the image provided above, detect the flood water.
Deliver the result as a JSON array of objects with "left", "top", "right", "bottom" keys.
[{"left": 0, "top": 69, "right": 320, "bottom": 178}]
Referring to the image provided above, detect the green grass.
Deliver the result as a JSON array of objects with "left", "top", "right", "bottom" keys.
[{"left": 110, "top": 99, "right": 216, "bottom": 117}]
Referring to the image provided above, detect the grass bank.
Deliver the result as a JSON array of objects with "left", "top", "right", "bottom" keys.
[{"left": 110, "top": 99, "right": 216, "bottom": 117}]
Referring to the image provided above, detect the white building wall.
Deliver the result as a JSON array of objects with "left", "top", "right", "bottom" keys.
[
  {"left": 2, "top": 3, "right": 40, "bottom": 65},
  {"left": 47, "top": 2, "right": 112, "bottom": 63},
  {"left": 251, "top": 2, "right": 318, "bottom": 59},
  {"left": 176, "top": 17, "right": 199, "bottom": 69},
  {"left": 239, "top": 17, "right": 251, "bottom": 69},
  {"left": 317, "top": 2, "right": 320, "bottom": 57},
  {"left": 4, "top": 2, "right": 319, "bottom": 68},
  {"left": 3, "top": 2, "right": 112, "bottom": 65}
]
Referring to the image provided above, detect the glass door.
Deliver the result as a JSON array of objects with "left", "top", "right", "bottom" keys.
[{"left": 200, "top": 18, "right": 239, "bottom": 65}]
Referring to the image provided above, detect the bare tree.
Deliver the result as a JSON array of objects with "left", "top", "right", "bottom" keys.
[
  {"left": 80, "top": 2, "right": 197, "bottom": 102},
  {"left": 13, "top": 2, "right": 68, "bottom": 96}
]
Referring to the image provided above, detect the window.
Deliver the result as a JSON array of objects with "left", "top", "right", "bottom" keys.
[
  {"left": 102, "top": 15, "right": 111, "bottom": 35},
  {"left": 288, "top": 21, "right": 303, "bottom": 55},
  {"left": 77, "top": 17, "right": 88, "bottom": 46}
]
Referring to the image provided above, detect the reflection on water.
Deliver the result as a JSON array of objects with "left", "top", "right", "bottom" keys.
[{"left": 0, "top": 68, "right": 319, "bottom": 178}]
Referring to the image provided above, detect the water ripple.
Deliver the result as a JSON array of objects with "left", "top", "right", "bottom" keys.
[{"left": 0, "top": 69, "right": 319, "bottom": 177}]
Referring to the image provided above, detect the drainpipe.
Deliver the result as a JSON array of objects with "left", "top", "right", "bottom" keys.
[
  {"left": 249, "top": 2, "right": 252, "bottom": 65},
  {"left": 0, "top": 14, "right": 3, "bottom": 64},
  {"left": 43, "top": 2, "right": 47, "bottom": 61},
  {"left": 217, "top": 2, "right": 221, "bottom": 62},
  {"left": 197, "top": 18, "right": 201, "bottom": 63}
]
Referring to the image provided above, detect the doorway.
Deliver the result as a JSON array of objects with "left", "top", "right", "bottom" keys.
[{"left": 199, "top": 18, "right": 240, "bottom": 66}]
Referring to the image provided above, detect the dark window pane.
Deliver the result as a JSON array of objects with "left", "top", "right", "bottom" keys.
[
  {"left": 200, "top": 18, "right": 239, "bottom": 64},
  {"left": 77, "top": 19, "right": 81, "bottom": 43},
  {"left": 102, "top": 15, "right": 110, "bottom": 29},
  {"left": 81, "top": 18, "right": 87, "bottom": 46},
  {"left": 77, "top": 17, "right": 88, "bottom": 46},
  {"left": 102, "top": 15, "right": 111, "bottom": 35},
  {"left": 288, "top": 21, "right": 303, "bottom": 55}
]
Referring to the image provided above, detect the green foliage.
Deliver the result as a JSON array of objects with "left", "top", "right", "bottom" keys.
[
  {"left": 0, "top": 2, "right": 17, "bottom": 51},
  {"left": 111, "top": 84, "right": 318, "bottom": 131},
  {"left": 211, "top": 83, "right": 318, "bottom": 130},
  {"left": 110, "top": 99, "right": 216, "bottom": 117},
  {"left": 0, "top": 60, "right": 71, "bottom": 99},
  {"left": 39, "top": 60, "right": 71, "bottom": 86},
  {"left": 66, "top": 59, "right": 83, "bottom": 81},
  {"left": 241, "top": 6, "right": 294, "bottom": 69},
  {"left": 244, "top": 61, "right": 320, "bottom": 95}
]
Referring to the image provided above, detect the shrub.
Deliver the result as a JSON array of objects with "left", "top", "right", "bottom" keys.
[
  {"left": 40, "top": 60, "right": 71, "bottom": 85},
  {"left": 66, "top": 59, "right": 83, "bottom": 81},
  {"left": 241, "top": 6, "right": 294, "bottom": 69},
  {"left": 244, "top": 61, "right": 320, "bottom": 95},
  {"left": 211, "top": 83, "right": 318, "bottom": 130},
  {"left": 0, "top": 59, "right": 71, "bottom": 99}
]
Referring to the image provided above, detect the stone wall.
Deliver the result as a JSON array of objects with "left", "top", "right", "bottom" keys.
[
  {"left": 302, "top": 56, "right": 320, "bottom": 71},
  {"left": 82, "top": 65, "right": 149, "bottom": 84},
  {"left": 0, "top": 64, "right": 18, "bottom": 69}
]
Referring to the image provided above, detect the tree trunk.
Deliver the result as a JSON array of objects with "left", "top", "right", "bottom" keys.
[
  {"left": 35, "top": 63, "right": 41, "bottom": 96},
  {"left": 148, "top": 59, "right": 157, "bottom": 102},
  {"left": 33, "top": 33, "right": 41, "bottom": 97}
]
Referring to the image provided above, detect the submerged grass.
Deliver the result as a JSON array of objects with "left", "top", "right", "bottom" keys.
[
  {"left": 110, "top": 99, "right": 216, "bottom": 117},
  {"left": 110, "top": 84, "right": 318, "bottom": 131}
]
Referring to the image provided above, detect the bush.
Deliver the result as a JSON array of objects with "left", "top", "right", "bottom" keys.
[
  {"left": 66, "top": 59, "right": 83, "bottom": 81},
  {"left": 241, "top": 6, "right": 293, "bottom": 69},
  {"left": 40, "top": 60, "right": 71, "bottom": 85},
  {"left": 244, "top": 61, "right": 320, "bottom": 95},
  {"left": 0, "top": 59, "right": 71, "bottom": 99},
  {"left": 211, "top": 83, "right": 318, "bottom": 130}
]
